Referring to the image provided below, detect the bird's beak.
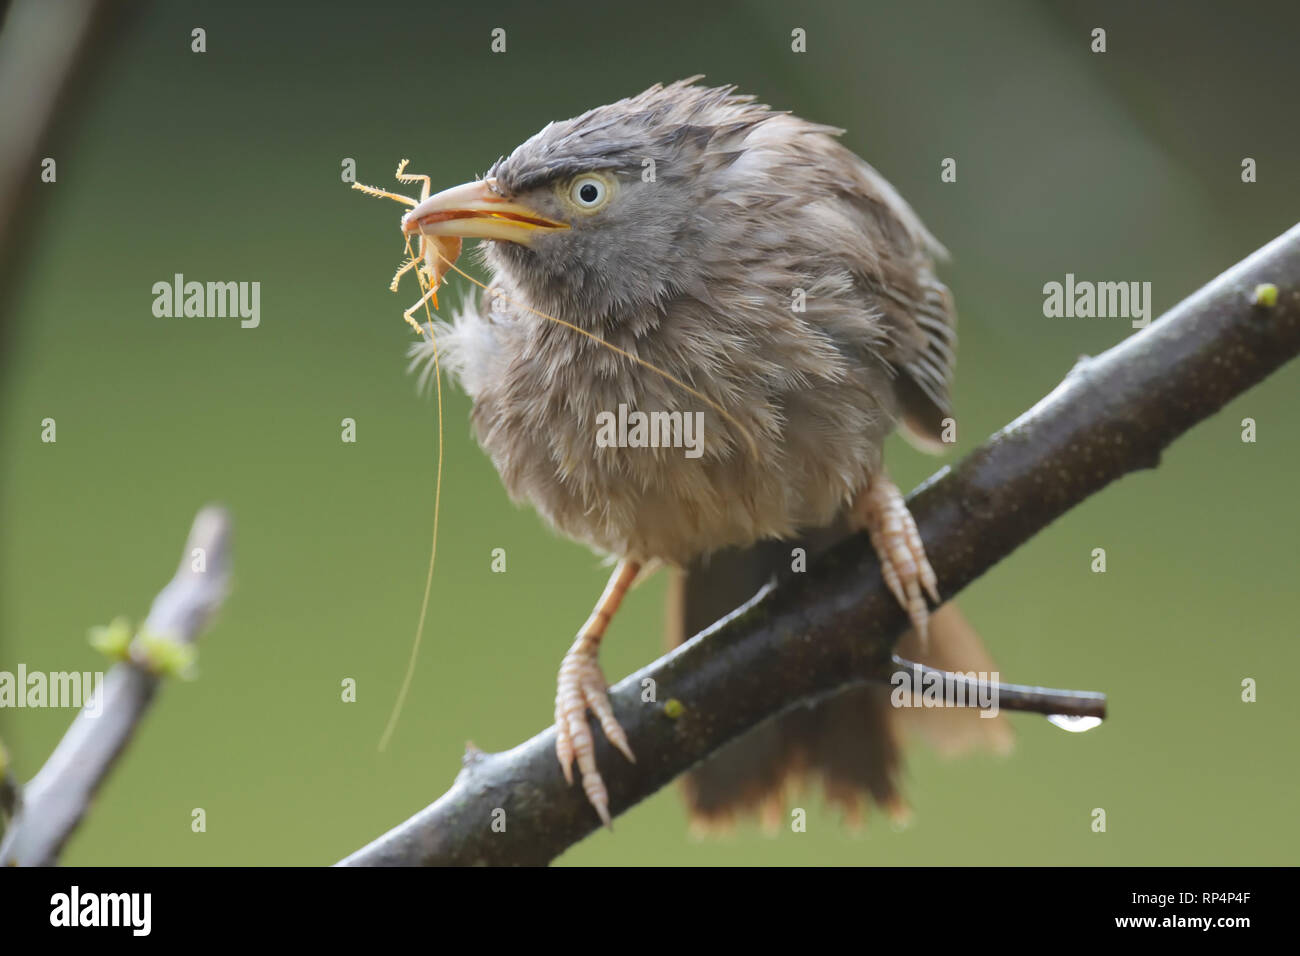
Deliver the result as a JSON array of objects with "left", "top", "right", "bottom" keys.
[{"left": 401, "top": 178, "right": 568, "bottom": 245}]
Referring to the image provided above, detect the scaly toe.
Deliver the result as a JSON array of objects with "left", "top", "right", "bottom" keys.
[{"left": 553, "top": 647, "right": 632, "bottom": 825}]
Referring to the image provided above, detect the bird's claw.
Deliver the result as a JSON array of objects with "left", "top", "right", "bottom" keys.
[
  {"left": 855, "top": 476, "right": 939, "bottom": 646},
  {"left": 555, "top": 641, "right": 635, "bottom": 827}
]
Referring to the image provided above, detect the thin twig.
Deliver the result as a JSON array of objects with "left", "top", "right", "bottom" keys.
[
  {"left": 0, "top": 506, "right": 233, "bottom": 866},
  {"left": 339, "top": 223, "right": 1300, "bottom": 867},
  {"left": 886, "top": 656, "right": 1107, "bottom": 720}
]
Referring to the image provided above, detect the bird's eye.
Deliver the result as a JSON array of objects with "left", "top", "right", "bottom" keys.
[{"left": 570, "top": 176, "right": 609, "bottom": 209}]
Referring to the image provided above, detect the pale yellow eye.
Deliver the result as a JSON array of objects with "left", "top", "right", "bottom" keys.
[{"left": 569, "top": 175, "right": 609, "bottom": 209}]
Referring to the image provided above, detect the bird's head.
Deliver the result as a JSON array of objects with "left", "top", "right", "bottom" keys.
[{"left": 401, "top": 79, "right": 776, "bottom": 323}]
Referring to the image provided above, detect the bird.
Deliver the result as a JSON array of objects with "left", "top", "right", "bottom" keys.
[{"left": 402, "top": 78, "right": 1010, "bottom": 828}]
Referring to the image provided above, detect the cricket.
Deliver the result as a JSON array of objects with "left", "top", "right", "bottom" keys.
[{"left": 352, "top": 160, "right": 463, "bottom": 335}]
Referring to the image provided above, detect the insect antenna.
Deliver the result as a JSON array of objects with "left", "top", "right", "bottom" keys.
[{"left": 377, "top": 232, "right": 445, "bottom": 751}]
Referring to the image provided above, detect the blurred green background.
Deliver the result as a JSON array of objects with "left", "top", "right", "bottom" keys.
[{"left": 2, "top": 0, "right": 1297, "bottom": 865}]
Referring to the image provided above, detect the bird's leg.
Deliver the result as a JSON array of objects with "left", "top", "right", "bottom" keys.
[
  {"left": 555, "top": 558, "right": 640, "bottom": 827},
  {"left": 850, "top": 471, "right": 939, "bottom": 645}
]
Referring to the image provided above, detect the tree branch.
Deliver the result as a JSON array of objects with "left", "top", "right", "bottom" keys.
[
  {"left": 0, "top": 741, "right": 18, "bottom": 826},
  {"left": 0, "top": 506, "right": 233, "bottom": 866},
  {"left": 0, "top": 0, "right": 130, "bottom": 339},
  {"left": 338, "top": 224, "right": 1300, "bottom": 867}
]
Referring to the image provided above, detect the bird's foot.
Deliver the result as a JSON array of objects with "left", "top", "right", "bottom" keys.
[
  {"left": 554, "top": 637, "right": 635, "bottom": 827},
  {"left": 852, "top": 473, "right": 940, "bottom": 645}
]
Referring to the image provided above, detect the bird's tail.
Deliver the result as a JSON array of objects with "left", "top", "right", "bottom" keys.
[{"left": 667, "top": 529, "right": 1012, "bottom": 832}]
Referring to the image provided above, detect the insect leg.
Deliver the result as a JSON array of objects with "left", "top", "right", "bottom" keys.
[
  {"left": 390, "top": 256, "right": 420, "bottom": 292},
  {"left": 394, "top": 159, "right": 432, "bottom": 202},
  {"left": 351, "top": 181, "right": 418, "bottom": 207},
  {"left": 402, "top": 282, "right": 440, "bottom": 334}
]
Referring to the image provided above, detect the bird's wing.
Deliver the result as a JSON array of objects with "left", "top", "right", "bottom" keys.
[{"left": 838, "top": 152, "right": 958, "bottom": 452}]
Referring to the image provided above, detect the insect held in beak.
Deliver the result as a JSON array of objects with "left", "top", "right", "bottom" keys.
[{"left": 353, "top": 160, "right": 462, "bottom": 334}]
